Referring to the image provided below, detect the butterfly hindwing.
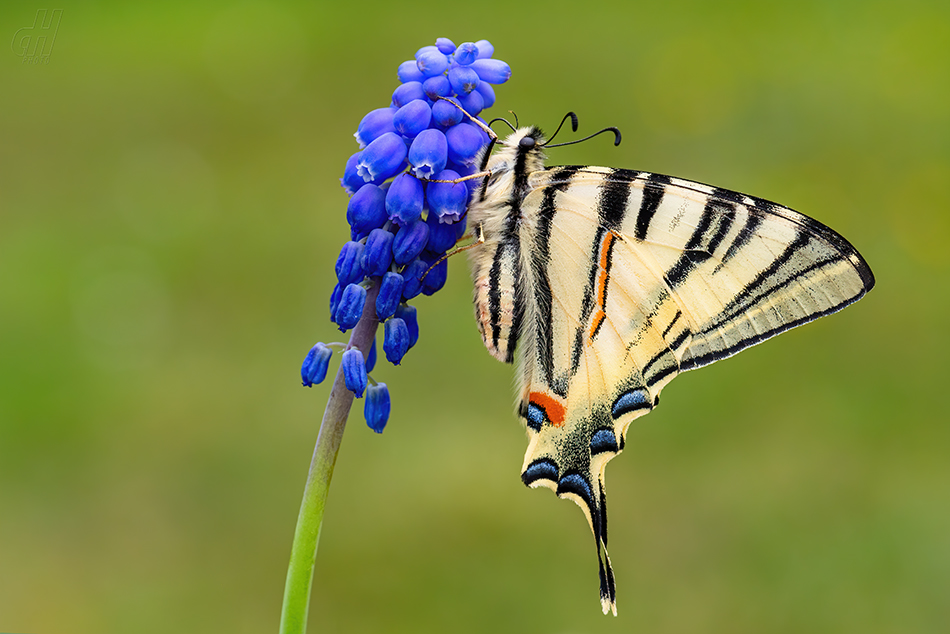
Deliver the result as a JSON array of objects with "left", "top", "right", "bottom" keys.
[{"left": 466, "top": 127, "right": 874, "bottom": 615}]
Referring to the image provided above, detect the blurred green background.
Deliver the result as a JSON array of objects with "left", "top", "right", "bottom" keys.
[{"left": 2, "top": 1, "right": 948, "bottom": 633}]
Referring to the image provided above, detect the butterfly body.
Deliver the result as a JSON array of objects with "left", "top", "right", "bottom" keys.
[{"left": 465, "top": 125, "right": 874, "bottom": 615}]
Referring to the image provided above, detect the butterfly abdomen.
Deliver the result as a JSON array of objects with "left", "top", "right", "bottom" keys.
[
  {"left": 468, "top": 126, "right": 548, "bottom": 364},
  {"left": 470, "top": 235, "right": 525, "bottom": 363}
]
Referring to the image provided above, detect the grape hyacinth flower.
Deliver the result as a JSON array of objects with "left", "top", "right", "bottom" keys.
[{"left": 281, "top": 38, "right": 511, "bottom": 634}]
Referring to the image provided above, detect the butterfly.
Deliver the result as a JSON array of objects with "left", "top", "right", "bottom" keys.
[{"left": 462, "top": 116, "right": 875, "bottom": 615}]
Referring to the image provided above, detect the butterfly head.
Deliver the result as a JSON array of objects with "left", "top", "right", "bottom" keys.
[{"left": 476, "top": 126, "right": 548, "bottom": 199}]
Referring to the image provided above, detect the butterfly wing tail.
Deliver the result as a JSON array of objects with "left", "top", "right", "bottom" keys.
[{"left": 596, "top": 483, "right": 617, "bottom": 615}]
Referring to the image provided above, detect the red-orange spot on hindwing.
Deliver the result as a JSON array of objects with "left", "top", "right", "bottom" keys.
[{"left": 529, "top": 391, "right": 566, "bottom": 427}]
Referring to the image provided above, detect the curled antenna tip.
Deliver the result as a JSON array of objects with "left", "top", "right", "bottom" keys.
[
  {"left": 568, "top": 112, "right": 578, "bottom": 132},
  {"left": 610, "top": 127, "right": 622, "bottom": 146}
]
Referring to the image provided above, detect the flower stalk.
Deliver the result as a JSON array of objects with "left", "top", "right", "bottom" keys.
[{"left": 279, "top": 280, "right": 380, "bottom": 634}]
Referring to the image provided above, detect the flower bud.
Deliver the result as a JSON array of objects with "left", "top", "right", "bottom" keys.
[
  {"left": 454, "top": 42, "right": 478, "bottom": 66},
  {"left": 475, "top": 40, "right": 494, "bottom": 59},
  {"left": 393, "top": 99, "right": 432, "bottom": 138},
  {"left": 446, "top": 123, "right": 486, "bottom": 166},
  {"left": 426, "top": 213, "right": 460, "bottom": 253},
  {"left": 364, "top": 382, "right": 391, "bottom": 433},
  {"left": 342, "top": 152, "right": 377, "bottom": 195},
  {"left": 357, "top": 133, "right": 407, "bottom": 182},
  {"left": 422, "top": 75, "right": 451, "bottom": 100},
  {"left": 392, "top": 81, "right": 426, "bottom": 108},
  {"left": 394, "top": 303, "right": 419, "bottom": 347},
  {"left": 335, "top": 241, "right": 365, "bottom": 287},
  {"left": 342, "top": 348, "right": 368, "bottom": 397},
  {"left": 336, "top": 283, "right": 367, "bottom": 331},
  {"left": 366, "top": 338, "right": 377, "bottom": 373},
  {"left": 400, "top": 258, "right": 427, "bottom": 300},
  {"left": 408, "top": 129, "right": 448, "bottom": 179},
  {"left": 397, "top": 60, "right": 425, "bottom": 83},
  {"left": 457, "top": 89, "right": 484, "bottom": 117},
  {"left": 427, "top": 169, "right": 468, "bottom": 223},
  {"left": 329, "top": 283, "right": 343, "bottom": 321},
  {"left": 421, "top": 254, "right": 448, "bottom": 296},
  {"left": 392, "top": 218, "right": 429, "bottom": 264},
  {"left": 376, "top": 272, "right": 405, "bottom": 320},
  {"left": 416, "top": 48, "right": 449, "bottom": 77},
  {"left": 354, "top": 107, "right": 396, "bottom": 148},
  {"left": 347, "top": 184, "right": 388, "bottom": 240},
  {"left": 435, "top": 38, "right": 456, "bottom": 55},
  {"left": 385, "top": 173, "right": 425, "bottom": 226},
  {"left": 384, "top": 317, "right": 410, "bottom": 365},
  {"left": 448, "top": 66, "right": 480, "bottom": 95},
  {"left": 469, "top": 58, "right": 511, "bottom": 84},
  {"left": 361, "top": 228, "right": 394, "bottom": 277},
  {"left": 475, "top": 82, "right": 495, "bottom": 109},
  {"left": 301, "top": 343, "right": 332, "bottom": 387},
  {"left": 431, "top": 98, "right": 464, "bottom": 128}
]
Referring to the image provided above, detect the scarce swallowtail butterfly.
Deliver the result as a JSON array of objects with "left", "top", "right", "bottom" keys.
[{"left": 459, "top": 111, "right": 875, "bottom": 615}]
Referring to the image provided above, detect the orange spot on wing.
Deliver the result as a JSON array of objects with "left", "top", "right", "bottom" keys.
[
  {"left": 529, "top": 391, "right": 566, "bottom": 427},
  {"left": 588, "top": 232, "right": 615, "bottom": 339}
]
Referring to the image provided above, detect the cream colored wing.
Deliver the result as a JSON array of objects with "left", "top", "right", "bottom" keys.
[{"left": 514, "top": 166, "right": 874, "bottom": 614}]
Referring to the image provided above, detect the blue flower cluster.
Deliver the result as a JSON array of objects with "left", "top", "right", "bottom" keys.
[{"left": 301, "top": 38, "right": 511, "bottom": 434}]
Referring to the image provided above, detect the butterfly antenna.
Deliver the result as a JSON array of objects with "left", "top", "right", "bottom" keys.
[
  {"left": 544, "top": 126, "right": 622, "bottom": 149},
  {"left": 508, "top": 110, "right": 520, "bottom": 128},
  {"left": 487, "top": 117, "right": 517, "bottom": 134},
  {"left": 541, "top": 112, "right": 580, "bottom": 146}
]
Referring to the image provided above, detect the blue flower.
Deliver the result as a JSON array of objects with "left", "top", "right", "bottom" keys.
[
  {"left": 393, "top": 100, "right": 432, "bottom": 138},
  {"left": 408, "top": 129, "right": 448, "bottom": 180},
  {"left": 383, "top": 317, "right": 410, "bottom": 365},
  {"left": 335, "top": 241, "right": 365, "bottom": 287},
  {"left": 301, "top": 343, "right": 332, "bottom": 387},
  {"left": 416, "top": 47, "right": 450, "bottom": 76},
  {"left": 354, "top": 107, "right": 396, "bottom": 148},
  {"left": 397, "top": 60, "right": 424, "bottom": 83},
  {"left": 376, "top": 272, "right": 405, "bottom": 320},
  {"left": 431, "top": 98, "right": 464, "bottom": 128},
  {"left": 446, "top": 123, "right": 485, "bottom": 166},
  {"left": 435, "top": 38, "right": 456, "bottom": 55},
  {"left": 346, "top": 184, "right": 388, "bottom": 241},
  {"left": 335, "top": 283, "right": 367, "bottom": 331},
  {"left": 386, "top": 173, "right": 425, "bottom": 226},
  {"left": 392, "top": 82, "right": 426, "bottom": 107},
  {"left": 427, "top": 169, "right": 468, "bottom": 223},
  {"left": 423, "top": 76, "right": 451, "bottom": 100},
  {"left": 453, "top": 42, "right": 478, "bottom": 66},
  {"left": 361, "top": 228, "right": 394, "bottom": 277},
  {"left": 469, "top": 58, "right": 511, "bottom": 84},
  {"left": 399, "top": 258, "right": 427, "bottom": 300},
  {"left": 392, "top": 218, "right": 429, "bottom": 265},
  {"left": 342, "top": 348, "right": 368, "bottom": 397},
  {"left": 448, "top": 66, "right": 480, "bottom": 95},
  {"left": 421, "top": 254, "right": 448, "bottom": 296},
  {"left": 357, "top": 133, "right": 407, "bottom": 183},
  {"left": 364, "top": 383, "right": 391, "bottom": 433},
  {"left": 305, "top": 37, "right": 511, "bottom": 432}
]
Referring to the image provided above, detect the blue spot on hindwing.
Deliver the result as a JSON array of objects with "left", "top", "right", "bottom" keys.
[
  {"left": 590, "top": 428, "right": 619, "bottom": 455},
  {"left": 522, "top": 459, "right": 558, "bottom": 486},
  {"left": 612, "top": 388, "right": 650, "bottom": 418},
  {"left": 526, "top": 402, "right": 546, "bottom": 431},
  {"left": 557, "top": 472, "right": 594, "bottom": 507}
]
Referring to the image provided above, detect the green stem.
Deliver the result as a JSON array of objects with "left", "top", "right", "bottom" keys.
[{"left": 279, "top": 281, "right": 380, "bottom": 634}]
